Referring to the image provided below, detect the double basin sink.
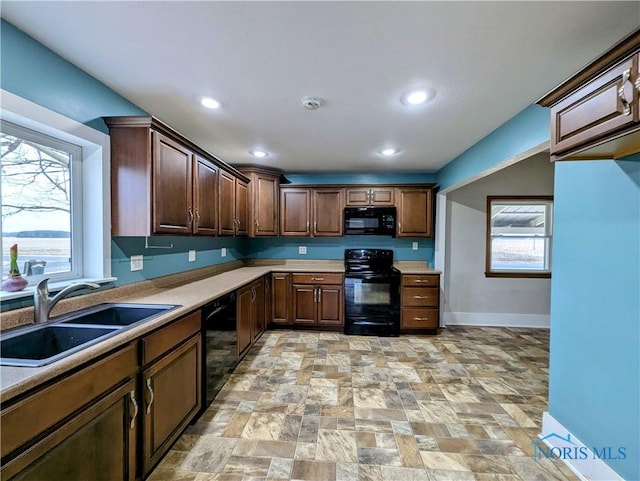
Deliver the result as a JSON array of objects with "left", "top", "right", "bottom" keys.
[{"left": 1, "top": 303, "right": 179, "bottom": 367}]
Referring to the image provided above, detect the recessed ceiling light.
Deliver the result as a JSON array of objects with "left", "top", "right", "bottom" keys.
[
  {"left": 250, "top": 150, "right": 269, "bottom": 158},
  {"left": 201, "top": 97, "right": 222, "bottom": 109},
  {"left": 401, "top": 88, "right": 432, "bottom": 106},
  {"left": 380, "top": 148, "right": 399, "bottom": 156}
]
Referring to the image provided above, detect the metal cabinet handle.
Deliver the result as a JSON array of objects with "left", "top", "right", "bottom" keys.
[
  {"left": 146, "top": 378, "right": 154, "bottom": 415},
  {"left": 314, "top": 221, "right": 317, "bottom": 233},
  {"left": 635, "top": 75, "right": 640, "bottom": 94},
  {"left": 194, "top": 209, "right": 200, "bottom": 226},
  {"left": 188, "top": 208, "right": 194, "bottom": 227},
  {"left": 313, "top": 288, "right": 318, "bottom": 303},
  {"left": 413, "top": 317, "right": 430, "bottom": 321},
  {"left": 255, "top": 219, "right": 260, "bottom": 227},
  {"left": 413, "top": 279, "right": 429, "bottom": 283},
  {"left": 413, "top": 295, "right": 430, "bottom": 299},
  {"left": 619, "top": 68, "right": 633, "bottom": 116},
  {"left": 251, "top": 287, "right": 256, "bottom": 302},
  {"left": 318, "top": 288, "right": 322, "bottom": 304},
  {"left": 129, "top": 390, "right": 138, "bottom": 430},
  {"left": 311, "top": 277, "right": 324, "bottom": 281},
  {"left": 306, "top": 221, "right": 310, "bottom": 232}
]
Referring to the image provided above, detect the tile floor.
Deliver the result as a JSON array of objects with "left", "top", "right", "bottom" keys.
[{"left": 148, "top": 327, "right": 578, "bottom": 481}]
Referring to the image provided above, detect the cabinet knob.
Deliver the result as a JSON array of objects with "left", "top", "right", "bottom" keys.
[{"left": 619, "top": 68, "right": 633, "bottom": 116}]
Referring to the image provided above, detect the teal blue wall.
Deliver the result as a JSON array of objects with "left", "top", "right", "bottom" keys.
[
  {"left": 284, "top": 172, "right": 437, "bottom": 185},
  {"left": 549, "top": 155, "right": 639, "bottom": 480},
  {"left": 435, "top": 104, "right": 549, "bottom": 191},
  {"left": 0, "top": 19, "right": 146, "bottom": 132}
]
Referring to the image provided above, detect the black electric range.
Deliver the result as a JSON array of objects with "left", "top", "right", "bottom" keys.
[{"left": 344, "top": 249, "right": 401, "bottom": 336}]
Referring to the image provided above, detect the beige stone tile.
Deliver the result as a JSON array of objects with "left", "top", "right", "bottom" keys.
[
  {"left": 395, "top": 434, "right": 424, "bottom": 468},
  {"left": 316, "top": 429, "right": 359, "bottom": 463},
  {"left": 291, "top": 460, "right": 337, "bottom": 481},
  {"left": 358, "top": 465, "right": 383, "bottom": 481},
  {"left": 420, "top": 452, "right": 470, "bottom": 471},
  {"left": 253, "top": 440, "right": 297, "bottom": 458},
  {"left": 380, "top": 466, "right": 429, "bottom": 481},
  {"left": 295, "top": 442, "right": 317, "bottom": 461},
  {"left": 500, "top": 404, "right": 537, "bottom": 428},
  {"left": 240, "top": 413, "right": 286, "bottom": 440}
]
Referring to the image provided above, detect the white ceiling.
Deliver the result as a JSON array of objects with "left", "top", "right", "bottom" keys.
[{"left": 2, "top": 2, "right": 639, "bottom": 173}]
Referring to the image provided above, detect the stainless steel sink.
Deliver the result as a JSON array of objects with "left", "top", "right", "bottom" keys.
[
  {"left": 1, "top": 303, "right": 179, "bottom": 367},
  {"left": 0, "top": 325, "right": 120, "bottom": 367},
  {"left": 56, "top": 303, "right": 178, "bottom": 327}
]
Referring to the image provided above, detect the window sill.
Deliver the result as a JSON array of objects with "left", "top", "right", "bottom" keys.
[
  {"left": 0, "top": 277, "right": 117, "bottom": 302},
  {"left": 485, "top": 271, "right": 551, "bottom": 279}
]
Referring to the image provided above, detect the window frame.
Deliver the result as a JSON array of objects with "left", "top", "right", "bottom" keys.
[
  {"left": 485, "top": 195, "right": 553, "bottom": 279},
  {"left": 0, "top": 89, "right": 115, "bottom": 302},
  {"left": 1, "top": 120, "right": 84, "bottom": 284}
]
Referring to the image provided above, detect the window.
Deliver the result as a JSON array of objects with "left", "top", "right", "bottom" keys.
[
  {"left": 1, "top": 121, "right": 83, "bottom": 284},
  {"left": 1, "top": 89, "right": 113, "bottom": 301},
  {"left": 486, "top": 196, "right": 553, "bottom": 278}
]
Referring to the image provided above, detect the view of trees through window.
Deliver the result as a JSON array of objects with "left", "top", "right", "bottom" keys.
[{"left": 1, "top": 123, "right": 76, "bottom": 281}]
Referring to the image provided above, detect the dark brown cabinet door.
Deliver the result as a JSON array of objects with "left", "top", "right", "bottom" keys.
[
  {"left": 194, "top": 157, "right": 218, "bottom": 236},
  {"left": 313, "top": 189, "right": 343, "bottom": 237},
  {"left": 142, "top": 335, "right": 201, "bottom": 477},
  {"left": 264, "top": 275, "right": 273, "bottom": 326},
  {"left": 237, "top": 285, "right": 253, "bottom": 355},
  {"left": 292, "top": 285, "right": 316, "bottom": 324},
  {"left": 345, "top": 187, "right": 394, "bottom": 206},
  {"left": 6, "top": 380, "right": 137, "bottom": 481},
  {"left": 152, "top": 132, "right": 193, "bottom": 235},
  {"left": 550, "top": 55, "right": 638, "bottom": 157},
  {"left": 250, "top": 278, "right": 265, "bottom": 342},
  {"left": 317, "top": 285, "right": 343, "bottom": 326},
  {"left": 271, "top": 273, "right": 291, "bottom": 324},
  {"left": 235, "top": 179, "right": 249, "bottom": 236},
  {"left": 281, "top": 188, "right": 311, "bottom": 236},
  {"left": 396, "top": 188, "right": 433, "bottom": 237},
  {"left": 218, "top": 170, "right": 236, "bottom": 235},
  {"left": 255, "top": 176, "right": 279, "bottom": 236}
]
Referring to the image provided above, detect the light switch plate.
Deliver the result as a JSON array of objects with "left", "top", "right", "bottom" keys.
[
  {"left": 299, "top": 246, "right": 307, "bottom": 255},
  {"left": 130, "top": 255, "right": 143, "bottom": 271},
  {"left": 412, "top": 242, "right": 419, "bottom": 250},
  {"left": 188, "top": 250, "right": 196, "bottom": 262},
  {"left": 221, "top": 248, "right": 227, "bottom": 257}
]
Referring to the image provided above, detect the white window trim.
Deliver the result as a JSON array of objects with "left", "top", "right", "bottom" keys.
[{"left": 0, "top": 89, "right": 116, "bottom": 301}]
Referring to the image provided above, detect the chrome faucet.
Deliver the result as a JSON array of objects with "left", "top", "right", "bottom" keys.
[{"left": 34, "top": 279, "right": 100, "bottom": 324}]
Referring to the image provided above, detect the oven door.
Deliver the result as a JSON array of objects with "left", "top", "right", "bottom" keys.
[{"left": 344, "top": 273, "right": 400, "bottom": 335}]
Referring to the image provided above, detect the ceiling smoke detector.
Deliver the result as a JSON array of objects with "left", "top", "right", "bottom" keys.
[{"left": 301, "top": 96, "right": 323, "bottom": 110}]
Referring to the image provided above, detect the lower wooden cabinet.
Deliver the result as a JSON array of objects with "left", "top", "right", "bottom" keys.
[
  {"left": 291, "top": 273, "right": 344, "bottom": 328},
  {"left": 237, "top": 277, "right": 267, "bottom": 358},
  {"left": 400, "top": 274, "right": 440, "bottom": 332},
  {"left": 1, "top": 311, "right": 203, "bottom": 481},
  {"left": 141, "top": 335, "right": 201, "bottom": 476},
  {"left": 271, "top": 273, "right": 291, "bottom": 325}
]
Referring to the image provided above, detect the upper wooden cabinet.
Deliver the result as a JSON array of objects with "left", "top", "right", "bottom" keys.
[
  {"left": 538, "top": 29, "right": 640, "bottom": 161},
  {"left": 280, "top": 187, "right": 343, "bottom": 237},
  {"left": 218, "top": 169, "right": 248, "bottom": 236},
  {"left": 396, "top": 187, "right": 433, "bottom": 237},
  {"left": 345, "top": 187, "right": 394, "bottom": 206},
  {"left": 104, "top": 116, "right": 249, "bottom": 237},
  {"left": 240, "top": 168, "right": 280, "bottom": 237}
]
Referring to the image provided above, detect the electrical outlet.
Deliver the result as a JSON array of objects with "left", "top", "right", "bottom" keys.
[
  {"left": 412, "top": 242, "right": 419, "bottom": 250},
  {"left": 298, "top": 246, "right": 307, "bottom": 255},
  {"left": 188, "top": 250, "right": 196, "bottom": 262},
  {"left": 221, "top": 248, "right": 227, "bottom": 258},
  {"left": 130, "top": 255, "right": 143, "bottom": 271}
]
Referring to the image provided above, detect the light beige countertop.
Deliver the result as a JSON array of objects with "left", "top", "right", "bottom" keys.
[
  {"left": 394, "top": 261, "right": 441, "bottom": 275},
  {"left": 0, "top": 260, "right": 346, "bottom": 401}
]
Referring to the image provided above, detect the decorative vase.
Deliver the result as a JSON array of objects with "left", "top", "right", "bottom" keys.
[
  {"left": 1, "top": 274, "right": 28, "bottom": 292},
  {"left": 2, "top": 243, "right": 29, "bottom": 292}
]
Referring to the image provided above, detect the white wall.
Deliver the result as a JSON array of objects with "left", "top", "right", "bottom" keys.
[{"left": 443, "top": 153, "right": 554, "bottom": 328}]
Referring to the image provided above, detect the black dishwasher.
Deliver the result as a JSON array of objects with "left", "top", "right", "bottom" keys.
[{"left": 200, "top": 291, "right": 237, "bottom": 414}]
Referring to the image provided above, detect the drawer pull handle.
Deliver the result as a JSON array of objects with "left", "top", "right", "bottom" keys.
[
  {"left": 413, "top": 295, "right": 430, "bottom": 299},
  {"left": 311, "top": 277, "right": 324, "bottom": 281},
  {"left": 619, "top": 68, "right": 633, "bottom": 116},
  {"left": 413, "top": 317, "right": 430, "bottom": 321},
  {"left": 146, "top": 378, "right": 154, "bottom": 415},
  {"left": 413, "top": 279, "right": 430, "bottom": 283},
  {"left": 129, "top": 390, "right": 138, "bottom": 430}
]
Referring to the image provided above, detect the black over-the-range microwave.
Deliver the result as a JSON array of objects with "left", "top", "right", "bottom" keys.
[{"left": 344, "top": 207, "right": 396, "bottom": 237}]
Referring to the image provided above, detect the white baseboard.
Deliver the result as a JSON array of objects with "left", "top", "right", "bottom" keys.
[
  {"left": 443, "top": 311, "right": 549, "bottom": 328},
  {"left": 540, "top": 412, "right": 624, "bottom": 481}
]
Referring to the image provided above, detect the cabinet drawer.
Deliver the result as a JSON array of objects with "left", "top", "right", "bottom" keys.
[
  {"left": 142, "top": 311, "right": 200, "bottom": 365},
  {"left": 402, "top": 308, "right": 439, "bottom": 329},
  {"left": 403, "top": 275, "right": 439, "bottom": 287},
  {"left": 402, "top": 287, "right": 439, "bottom": 307},
  {"left": 1, "top": 343, "right": 137, "bottom": 458},
  {"left": 291, "top": 273, "right": 343, "bottom": 285}
]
